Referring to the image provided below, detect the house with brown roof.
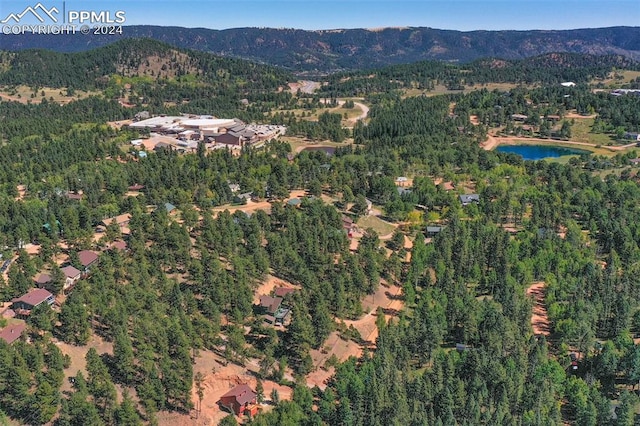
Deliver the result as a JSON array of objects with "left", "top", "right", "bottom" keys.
[
  {"left": 61, "top": 265, "right": 82, "bottom": 292},
  {"left": 12, "top": 289, "right": 55, "bottom": 317},
  {"left": 128, "top": 183, "right": 145, "bottom": 191},
  {"left": 219, "top": 384, "right": 259, "bottom": 417},
  {"left": 99, "top": 213, "right": 132, "bottom": 236},
  {"left": 78, "top": 250, "right": 99, "bottom": 275},
  {"left": 0, "top": 323, "right": 26, "bottom": 345},
  {"left": 274, "top": 287, "right": 296, "bottom": 298},
  {"left": 259, "top": 296, "right": 283, "bottom": 315},
  {"left": 108, "top": 240, "right": 128, "bottom": 252},
  {"left": 66, "top": 192, "right": 83, "bottom": 201},
  {"left": 259, "top": 295, "right": 291, "bottom": 326},
  {"left": 34, "top": 273, "right": 53, "bottom": 288}
]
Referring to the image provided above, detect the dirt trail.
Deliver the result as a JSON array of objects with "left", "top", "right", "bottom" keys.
[{"left": 526, "top": 282, "right": 550, "bottom": 336}]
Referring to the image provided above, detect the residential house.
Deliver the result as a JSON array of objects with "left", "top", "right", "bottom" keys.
[
  {"left": 163, "top": 203, "right": 177, "bottom": 214},
  {"left": 61, "top": 265, "right": 82, "bottom": 293},
  {"left": 511, "top": 114, "right": 528, "bottom": 121},
  {"left": 395, "top": 176, "right": 409, "bottom": 186},
  {"left": 426, "top": 226, "right": 443, "bottom": 238},
  {"left": 99, "top": 213, "right": 132, "bottom": 236},
  {"left": 34, "top": 273, "right": 53, "bottom": 289},
  {"left": 459, "top": 194, "right": 480, "bottom": 206},
  {"left": 78, "top": 250, "right": 99, "bottom": 275},
  {"left": 65, "top": 192, "right": 83, "bottom": 201},
  {"left": 259, "top": 296, "right": 283, "bottom": 315},
  {"left": 128, "top": 184, "right": 145, "bottom": 191},
  {"left": 108, "top": 240, "right": 128, "bottom": 252},
  {"left": 219, "top": 384, "right": 259, "bottom": 417},
  {"left": 259, "top": 295, "right": 291, "bottom": 326},
  {"left": 0, "top": 323, "right": 26, "bottom": 345},
  {"left": 274, "top": 287, "right": 296, "bottom": 298},
  {"left": 12, "top": 288, "right": 55, "bottom": 317},
  {"left": 287, "top": 198, "right": 302, "bottom": 207}
]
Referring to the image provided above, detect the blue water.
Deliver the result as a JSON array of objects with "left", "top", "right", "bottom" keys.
[{"left": 496, "top": 144, "right": 591, "bottom": 160}]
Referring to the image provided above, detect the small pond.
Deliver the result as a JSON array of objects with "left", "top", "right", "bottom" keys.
[
  {"left": 495, "top": 144, "right": 591, "bottom": 160},
  {"left": 299, "top": 146, "right": 336, "bottom": 155}
]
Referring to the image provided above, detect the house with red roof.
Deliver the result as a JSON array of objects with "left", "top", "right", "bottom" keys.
[
  {"left": 219, "top": 384, "right": 259, "bottom": 417},
  {"left": 78, "top": 250, "right": 99, "bottom": 275},
  {"left": 34, "top": 273, "right": 53, "bottom": 288},
  {"left": 274, "top": 287, "right": 296, "bottom": 298},
  {"left": 0, "top": 323, "right": 26, "bottom": 345},
  {"left": 11, "top": 288, "right": 55, "bottom": 317}
]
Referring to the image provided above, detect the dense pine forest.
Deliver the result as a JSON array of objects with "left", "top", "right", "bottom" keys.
[{"left": 2, "top": 38, "right": 640, "bottom": 426}]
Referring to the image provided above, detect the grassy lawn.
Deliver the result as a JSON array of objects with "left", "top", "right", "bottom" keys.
[
  {"left": 357, "top": 215, "right": 396, "bottom": 237},
  {"left": 277, "top": 101, "right": 364, "bottom": 126},
  {"left": 404, "top": 82, "right": 533, "bottom": 98},
  {"left": 569, "top": 117, "right": 615, "bottom": 146},
  {"left": 280, "top": 136, "right": 353, "bottom": 152},
  {"left": 592, "top": 70, "right": 640, "bottom": 88},
  {"left": 0, "top": 85, "right": 99, "bottom": 104}
]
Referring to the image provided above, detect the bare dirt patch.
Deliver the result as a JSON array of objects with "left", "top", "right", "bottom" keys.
[
  {"left": 55, "top": 335, "right": 114, "bottom": 394},
  {"left": 526, "top": 281, "right": 550, "bottom": 336},
  {"left": 212, "top": 190, "right": 307, "bottom": 217},
  {"left": 307, "top": 282, "right": 404, "bottom": 388},
  {"left": 157, "top": 351, "right": 292, "bottom": 426},
  {"left": 253, "top": 275, "right": 299, "bottom": 305}
]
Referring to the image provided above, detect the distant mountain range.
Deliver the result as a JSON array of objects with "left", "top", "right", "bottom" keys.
[{"left": 2, "top": 25, "right": 639, "bottom": 73}]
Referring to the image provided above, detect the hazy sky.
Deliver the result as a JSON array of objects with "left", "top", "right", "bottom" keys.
[{"left": 1, "top": 0, "right": 639, "bottom": 31}]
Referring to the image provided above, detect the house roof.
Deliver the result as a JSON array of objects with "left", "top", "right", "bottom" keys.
[
  {"left": 164, "top": 202, "right": 176, "bottom": 213},
  {"left": 274, "top": 287, "right": 296, "bottom": 298},
  {"left": 0, "top": 323, "right": 26, "bottom": 345},
  {"left": 460, "top": 194, "right": 480, "bottom": 204},
  {"left": 66, "top": 192, "right": 83, "bottom": 200},
  {"left": 61, "top": 265, "right": 81, "bottom": 279},
  {"left": 35, "top": 273, "right": 52, "bottom": 285},
  {"left": 12, "top": 288, "right": 53, "bottom": 307},
  {"left": 78, "top": 250, "right": 99, "bottom": 267},
  {"left": 287, "top": 198, "right": 302, "bottom": 206},
  {"left": 259, "top": 296, "right": 283, "bottom": 314},
  {"left": 101, "top": 213, "right": 131, "bottom": 227},
  {"left": 110, "top": 240, "right": 127, "bottom": 251},
  {"left": 128, "top": 184, "right": 145, "bottom": 191},
  {"left": 220, "top": 384, "right": 256, "bottom": 406},
  {"left": 426, "top": 226, "right": 442, "bottom": 233}
]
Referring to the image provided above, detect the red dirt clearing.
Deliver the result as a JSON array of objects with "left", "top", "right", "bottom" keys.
[
  {"left": 307, "top": 281, "right": 404, "bottom": 389},
  {"left": 157, "top": 350, "right": 292, "bottom": 426},
  {"left": 526, "top": 281, "right": 550, "bottom": 336},
  {"left": 253, "top": 274, "right": 299, "bottom": 305}
]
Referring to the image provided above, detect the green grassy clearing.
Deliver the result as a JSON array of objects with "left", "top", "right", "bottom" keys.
[{"left": 357, "top": 215, "right": 396, "bottom": 237}]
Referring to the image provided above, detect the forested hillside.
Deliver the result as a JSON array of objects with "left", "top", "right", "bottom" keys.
[
  {"left": 2, "top": 25, "right": 640, "bottom": 72},
  {"left": 2, "top": 40, "right": 640, "bottom": 425}
]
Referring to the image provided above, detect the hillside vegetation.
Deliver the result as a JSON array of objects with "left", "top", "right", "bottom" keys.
[{"left": 1, "top": 25, "right": 639, "bottom": 72}]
